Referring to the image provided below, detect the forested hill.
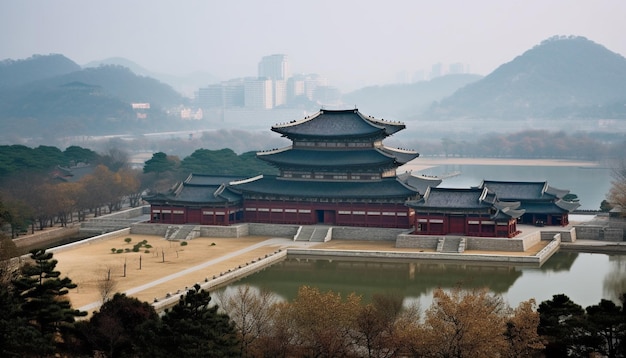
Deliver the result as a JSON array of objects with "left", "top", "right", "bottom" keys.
[
  {"left": 0, "top": 54, "right": 81, "bottom": 89},
  {"left": 0, "top": 54, "right": 185, "bottom": 139},
  {"left": 423, "top": 36, "right": 626, "bottom": 120}
]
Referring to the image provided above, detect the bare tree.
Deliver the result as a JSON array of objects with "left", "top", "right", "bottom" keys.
[
  {"left": 97, "top": 266, "right": 119, "bottom": 304},
  {"left": 217, "top": 285, "right": 279, "bottom": 358}
]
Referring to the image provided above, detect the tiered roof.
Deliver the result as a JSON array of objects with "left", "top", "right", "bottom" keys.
[
  {"left": 257, "top": 146, "right": 416, "bottom": 168},
  {"left": 272, "top": 109, "right": 405, "bottom": 139},
  {"left": 233, "top": 175, "right": 417, "bottom": 199}
]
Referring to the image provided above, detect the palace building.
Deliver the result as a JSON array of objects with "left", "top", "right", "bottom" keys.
[
  {"left": 143, "top": 109, "right": 580, "bottom": 235},
  {"left": 406, "top": 187, "right": 525, "bottom": 238},
  {"left": 475, "top": 180, "right": 580, "bottom": 226},
  {"left": 144, "top": 109, "right": 437, "bottom": 229}
]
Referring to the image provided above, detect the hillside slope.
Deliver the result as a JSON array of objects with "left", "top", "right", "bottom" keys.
[{"left": 425, "top": 36, "right": 626, "bottom": 120}]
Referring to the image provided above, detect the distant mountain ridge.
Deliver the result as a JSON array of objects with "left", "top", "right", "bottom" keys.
[
  {"left": 84, "top": 57, "right": 219, "bottom": 97},
  {"left": 0, "top": 54, "right": 81, "bottom": 89},
  {"left": 424, "top": 36, "right": 626, "bottom": 120},
  {"left": 341, "top": 74, "right": 482, "bottom": 119},
  {"left": 0, "top": 54, "right": 185, "bottom": 140}
]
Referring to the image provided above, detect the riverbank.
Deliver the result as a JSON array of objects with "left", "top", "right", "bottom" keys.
[
  {"left": 49, "top": 229, "right": 558, "bottom": 314},
  {"left": 400, "top": 157, "right": 602, "bottom": 172}
]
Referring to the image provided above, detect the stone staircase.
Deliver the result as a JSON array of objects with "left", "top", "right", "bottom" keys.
[
  {"left": 165, "top": 225, "right": 200, "bottom": 241},
  {"left": 294, "top": 226, "right": 332, "bottom": 242},
  {"left": 437, "top": 237, "right": 466, "bottom": 253}
]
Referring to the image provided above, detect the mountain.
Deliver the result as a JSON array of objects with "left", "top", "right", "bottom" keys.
[
  {"left": 84, "top": 57, "right": 219, "bottom": 97},
  {"left": 0, "top": 55, "right": 186, "bottom": 141},
  {"left": 341, "top": 74, "right": 482, "bottom": 119},
  {"left": 0, "top": 54, "right": 81, "bottom": 89},
  {"left": 424, "top": 36, "right": 626, "bottom": 120}
]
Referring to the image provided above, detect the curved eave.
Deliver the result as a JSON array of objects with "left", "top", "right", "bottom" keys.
[
  {"left": 271, "top": 109, "right": 405, "bottom": 139},
  {"left": 232, "top": 176, "right": 418, "bottom": 199},
  {"left": 257, "top": 148, "right": 401, "bottom": 168},
  {"left": 379, "top": 146, "right": 419, "bottom": 165},
  {"left": 555, "top": 200, "right": 581, "bottom": 212}
]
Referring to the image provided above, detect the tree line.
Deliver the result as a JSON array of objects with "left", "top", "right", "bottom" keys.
[
  {"left": 0, "top": 248, "right": 624, "bottom": 357},
  {"left": 0, "top": 144, "right": 277, "bottom": 240},
  {"left": 428, "top": 130, "right": 621, "bottom": 160}
]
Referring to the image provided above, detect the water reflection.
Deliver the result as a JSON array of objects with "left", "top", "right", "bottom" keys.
[{"left": 229, "top": 252, "right": 625, "bottom": 308}]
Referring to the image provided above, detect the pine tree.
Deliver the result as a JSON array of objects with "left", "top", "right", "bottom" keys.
[
  {"left": 12, "top": 249, "right": 86, "bottom": 338},
  {"left": 155, "top": 284, "right": 239, "bottom": 357}
]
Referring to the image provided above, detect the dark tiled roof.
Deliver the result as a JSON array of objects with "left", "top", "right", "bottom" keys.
[
  {"left": 378, "top": 146, "right": 419, "bottom": 164},
  {"left": 396, "top": 172, "right": 442, "bottom": 194},
  {"left": 479, "top": 180, "right": 558, "bottom": 200},
  {"left": 272, "top": 109, "right": 405, "bottom": 138},
  {"left": 406, "top": 187, "right": 524, "bottom": 219},
  {"left": 184, "top": 174, "right": 246, "bottom": 186},
  {"left": 143, "top": 174, "right": 243, "bottom": 205},
  {"left": 257, "top": 147, "right": 410, "bottom": 168},
  {"left": 521, "top": 202, "right": 569, "bottom": 214},
  {"left": 232, "top": 175, "right": 418, "bottom": 199},
  {"left": 409, "top": 187, "right": 490, "bottom": 209}
]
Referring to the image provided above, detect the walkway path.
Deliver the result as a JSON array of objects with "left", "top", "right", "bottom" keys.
[{"left": 77, "top": 238, "right": 314, "bottom": 312}]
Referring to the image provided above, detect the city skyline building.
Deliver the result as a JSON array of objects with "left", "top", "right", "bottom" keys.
[{"left": 258, "top": 54, "right": 290, "bottom": 80}]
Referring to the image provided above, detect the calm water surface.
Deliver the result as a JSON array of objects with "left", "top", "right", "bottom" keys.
[
  {"left": 224, "top": 162, "right": 619, "bottom": 308},
  {"left": 227, "top": 252, "right": 626, "bottom": 309}
]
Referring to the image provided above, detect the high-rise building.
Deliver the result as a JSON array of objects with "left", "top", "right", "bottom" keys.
[
  {"left": 197, "top": 79, "right": 245, "bottom": 109},
  {"left": 258, "top": 54, "right": 290, "bottom": 80},
  {"left": 244, "top": 78, "right": 273, "bottom": 109}
]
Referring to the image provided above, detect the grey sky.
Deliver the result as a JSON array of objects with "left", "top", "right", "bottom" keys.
[{"left": 1, "top": 0, "right": 625, "bottom": 91}]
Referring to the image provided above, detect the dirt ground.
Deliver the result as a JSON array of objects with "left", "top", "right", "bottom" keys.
[
  {"left": 48, "top": 233, "right": 546, "bottom": 314},
  {"left": 53, "top": 235, "right": 293, "bottom": 312}
]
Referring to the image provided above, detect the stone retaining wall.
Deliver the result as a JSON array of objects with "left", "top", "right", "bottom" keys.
[
  {"left": 248, "top": 223, "right": 299, "bottom": 237},
  {"left": 396, "top": 231, "right": 541, "bottom": 252},
  {"left": 97, "top": 205, "right": 149, "bottom": 220},
  {"left": 395, "top": 235, "right": 439, "bottom": 249},
  {"left": 286, "top": 248, "right": 543, "bottom": 265},
  {"left": 46, "top": 228, "right": 132, "bottom": 255},
  {"left": 130, "top": 223, "right": 170, "bottom": 236},
  {"left": 575, "top": 225, "right": 624, "bottom": 242},
  {"left": 13, "top": 226, "right": 80, "bottom": 248},
  {"left": 331, "top": 226, "right": 408, "bottom": 241},
  {"left": 152, "top": 249, "right": 287, "bottom": 312},
  {"left": 200, "top": 225, "right": 248, "bottom": 238},
  {"left": 541, "top": 227, "right": 576, "bottom": 242}
]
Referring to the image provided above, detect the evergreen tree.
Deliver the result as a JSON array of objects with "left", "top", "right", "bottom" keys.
[
  {"left": 143, "top": 284, "right": 239, "bottom": 357},
  {"left": 538, "top": 294, "right": 588, "bottom": 357},
  {"left": 79, "top": 293, "right": 159, "bottom": 357},
  {"left": 12, "top": 249, "right": 86, "bottom": 343}
]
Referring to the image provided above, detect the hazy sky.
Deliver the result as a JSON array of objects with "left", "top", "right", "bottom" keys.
[{"left": 2, "top": 0, "right": 625, "bottom": 90}]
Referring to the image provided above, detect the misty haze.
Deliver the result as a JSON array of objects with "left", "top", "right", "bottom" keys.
[{"left": 1, "top": 2, "right": 626, "bottom": 357}]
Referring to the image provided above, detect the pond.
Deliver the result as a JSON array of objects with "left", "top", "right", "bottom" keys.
[{"left": 225, "top": 251, "right": 626, "bottom": 309}]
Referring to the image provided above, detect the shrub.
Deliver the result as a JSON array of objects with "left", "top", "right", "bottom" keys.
[
  {"left": 125, "top": 248, "right": 131, "bottom": 252},
  {"left": 124, "top": 237, "right": 132, "bottom": 244},
  {"left": 180, "top": 241, "right": 188, "bottom": 246},
  {"left": 211, "top": 242, "right": 216, "bottom": 246},
  {"left": 132, "top": 247, "right": 140, "bottom": 252},
  {"left": 116, "top": 249, "right": 124, "bottom": 254},
  {"left": 145, "top": 244, "right": 152, "bottom": 249},
  {"left": 111, "top": 248, "right": 116, "bottom": 253},
  {"left": 145, "top": 250, "right": 150, "bottom": 254}
]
